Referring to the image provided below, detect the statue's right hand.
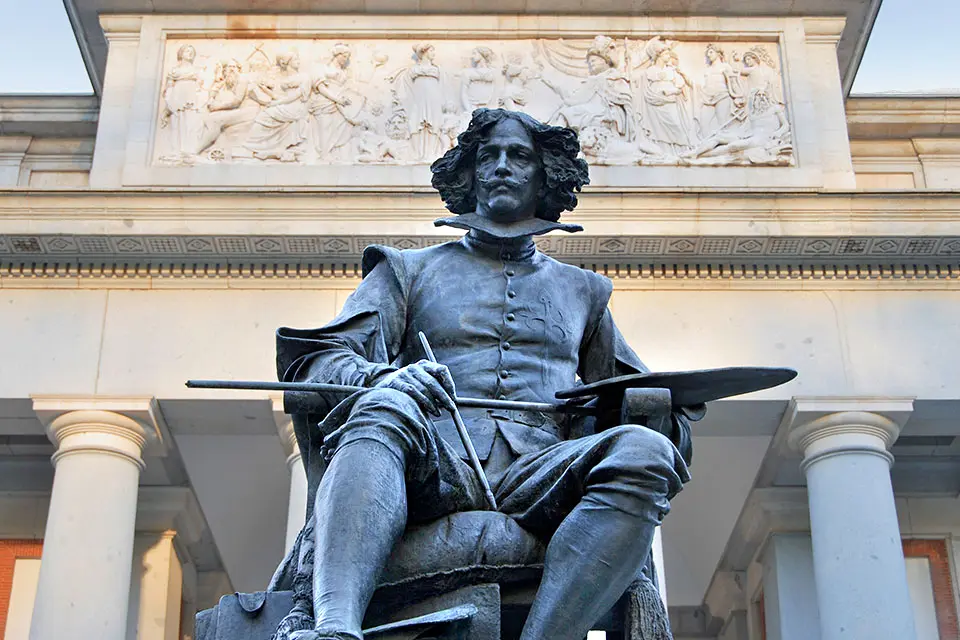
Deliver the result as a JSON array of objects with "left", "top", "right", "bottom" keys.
[{"left": 374, "top": 361, "right": 457, "bottom": 417}]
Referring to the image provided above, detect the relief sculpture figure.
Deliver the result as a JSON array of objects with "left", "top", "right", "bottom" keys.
[
  {"left": 309, "top": 44, "right": 364, "bottom": 162},
  {"left": 266, "top": 109, "right": 695, "bottom": 640},
  {"left": 500, "top": 52, "right": 537, "bottom": 111},
  {"left": 686, "top": 88, "right": 791, "bottom": 165},
  {"left": 194, "top": 58, "right": 259, "bottom": 159},
  {"left": 695, "top": 44, "right": 743, "bottom": 140},
  {"left": 243, "top": 53, "right": 311, "bottom": 162},
  {"left": 393, "top": 43, "right": 447, "bottom": 161},
  {"left": 160, "top": 44, "right": 204, "bottom": 162},
  {"left": 636, "top": 41, "right": 697, "bottom": 157},
  {"left": 461, "top": 46, "right": 499, "bottom": 112},
  {"left": 545, "top": 36, "right": 637, "bottom": 144},
  {"left": 738, "top": 47, "right": 782, "bottom": 104}
]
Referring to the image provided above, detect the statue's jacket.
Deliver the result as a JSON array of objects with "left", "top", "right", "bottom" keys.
[{"left": 277, "top": 231, "right": 692, "bottom": 505}]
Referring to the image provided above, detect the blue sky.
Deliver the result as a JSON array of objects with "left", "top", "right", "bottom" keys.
[{"left": 0, "top": 0, "right": 957, "bottom": 95}]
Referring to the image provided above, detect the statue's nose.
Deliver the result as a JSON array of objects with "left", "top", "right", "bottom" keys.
[{"left": 494, "top": 154, "right": 510, "bottom": 176}]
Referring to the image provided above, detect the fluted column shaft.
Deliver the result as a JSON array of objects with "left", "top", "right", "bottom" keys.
[
  {"left": 789, "top": 410, "right": 916, "bottom": 640},
  {"left": 30, "top": 410, "right": 149, "bottom": 640}
]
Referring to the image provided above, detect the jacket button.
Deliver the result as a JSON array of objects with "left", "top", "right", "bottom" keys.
[
  {"left": 506, "top": 313, "right": 516, "bottom": 322},
  {"left": 507, "top": 290, "right": 517, "bottom": 298},
  {"left": 502, "top": 342, "right": 511, "bottom": 350},
  {"left": 499, "top": 370, "right": 509, "bottom": 379},
  {"left": 505, "top": 269, "right": 516, "bottom": 277}
]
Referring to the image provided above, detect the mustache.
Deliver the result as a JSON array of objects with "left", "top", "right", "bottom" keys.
[{"left": 476, "top": 176, "right": 528, "bottom": 189}]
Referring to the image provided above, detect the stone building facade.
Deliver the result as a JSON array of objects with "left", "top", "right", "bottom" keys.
[{"left": 1, "top": 1, "right": 959, "bottom": 639}]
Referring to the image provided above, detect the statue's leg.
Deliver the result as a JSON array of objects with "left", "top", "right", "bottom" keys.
[
  {"left": 307, "top": 438, "right": 406, "bottom": 639},
  {"left": 496, "top": 425, "right": 688, "bottom": 640},
  {"left": 300, "top": 388, "right": 481, "bottom": 640}
]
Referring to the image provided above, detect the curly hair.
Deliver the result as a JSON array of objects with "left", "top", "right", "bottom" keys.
[{"left": 430, "top": 108, "right": 590, "bottom": 222}]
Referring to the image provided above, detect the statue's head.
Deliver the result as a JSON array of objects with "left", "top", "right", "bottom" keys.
[
  {"left": 586, "top": 36, "right": 616, "bottom": 75},
  {"left": 413, "top": 43, "right": 435, "bottom": 63},
  {"left": 331, "top": 43, "right": 351, "bottom": 68},
  {"left": 471, "top": 46, "right": 495, "bottom": 67},
  {"left": 177, "top": 44, "right": 196, "bottom": 64},
  {"left": 430, "top": 108, "right": 589, "bottom": 224},
  {"left": 224, "top": 59, "right": 241, "bottom": 79},
  {"left": 705, "top": 43, "right": 724, "bottom": 63}
]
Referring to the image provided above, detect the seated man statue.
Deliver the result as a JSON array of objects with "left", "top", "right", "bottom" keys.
[{"left": 273, "top": 108, "right": 694, "bottom": 640}]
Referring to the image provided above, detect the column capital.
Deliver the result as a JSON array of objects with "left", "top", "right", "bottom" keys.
[
  {"left": 32, "top": 396, "right": 167, "bottom": 468},
  {"left": 785, "top": 397, "right": 914, "bottom": 470},
  {"left": 802, "top": 17, "right": 846, "bottom": 44},
  {"left": 99, "top": 15, "right": 143, "bottom": 43}
]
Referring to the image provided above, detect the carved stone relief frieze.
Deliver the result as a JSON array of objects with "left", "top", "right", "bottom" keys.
[{"left": 154, "top": 36, "right": 793, "bottom": 168}]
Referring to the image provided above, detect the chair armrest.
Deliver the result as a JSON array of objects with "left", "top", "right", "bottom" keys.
[{"left": 621, "top": 388, "right": 672, "bottom": 436}]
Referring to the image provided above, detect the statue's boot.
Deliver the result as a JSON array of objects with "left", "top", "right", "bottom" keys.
[
  {"left": 519, "top": 496, "right": 662, "bottom": 640},
  {"left": 311, "top": 439, "right": 408, "bottom": 639}
]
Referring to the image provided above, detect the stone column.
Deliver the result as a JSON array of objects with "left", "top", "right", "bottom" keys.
[
  {"left": 127, "top": 531, "right": 183, "bottom": 640},
  {"left": 761, "top": 534, "right": 820, "bottom": 640},
  {"left": 275, "top": 399, "right": 307, "bottom": 553},
  {"left": 788, "top": 399, "right": 916, "bottom": 640},
  {"left": 651, "top": 528, "right": 667, "bottom": 604},
  {"left": 31, "top": 398, "right": 163, "bottom": 640}
]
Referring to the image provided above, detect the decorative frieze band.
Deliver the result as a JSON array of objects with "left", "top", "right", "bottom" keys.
[{"left": 3, "top": 233, "right": 960, "bottom": 262}]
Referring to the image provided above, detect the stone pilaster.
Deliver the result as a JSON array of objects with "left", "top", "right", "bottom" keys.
[
  {"left": 89, "top": 16, "right": 142, "bottom": 188},
  {"left": 30, "top": 397, "right": 164, "bottom": 640},
  {"left": 802, "top": 18, "right": 856, "bottom": 188},
  {"left": 787, "top": 398, "right": 916, "bottom": 640},
  {"left": 0, "top": 136, "right": 31, "bottom": 186}
]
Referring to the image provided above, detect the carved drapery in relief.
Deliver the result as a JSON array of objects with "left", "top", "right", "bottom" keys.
[{"left": 153, "top": 37, "right": 793, "bottom": 168}]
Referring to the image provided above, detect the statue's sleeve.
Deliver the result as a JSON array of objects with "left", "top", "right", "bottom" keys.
[
  {"left": 579, "top": 296, "right": 694, "bottom": 466},
  {"left": 275, "top": 245, "right": 407, "bottom": 390}
]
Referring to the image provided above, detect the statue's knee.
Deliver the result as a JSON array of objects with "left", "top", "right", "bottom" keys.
[
  {"left": 352, "top": 387, "right": 422, "bottom": 418},
  {"left": 605, "top": 425, "right": 676, "bottom": 462}
]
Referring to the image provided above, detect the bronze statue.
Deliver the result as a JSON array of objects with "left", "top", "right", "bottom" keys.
[{"left": 264, "top": 109, "right": 695, "bottom": 640}]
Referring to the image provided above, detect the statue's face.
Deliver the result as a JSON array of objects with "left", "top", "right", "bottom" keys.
[
  {"left": 180, "top": 45, "right": 196, "bottom": 63},
  {"left": 706, "top": 48, "right": 717, "bottom": 62},
  {"left": 474, "top": 118, "right": 544, "bottom": 223},
  {"left": 586, "top": 55, "right": 606, "bottom": 75}
]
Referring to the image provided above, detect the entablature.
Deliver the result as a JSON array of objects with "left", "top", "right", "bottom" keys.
[{"left": 0, "top": 189, "right": 958, "bottom": 281}]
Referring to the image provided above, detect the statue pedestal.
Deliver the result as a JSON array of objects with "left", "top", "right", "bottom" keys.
[{"left": 197, "top": 584, "right": 502, "bottom": 640}]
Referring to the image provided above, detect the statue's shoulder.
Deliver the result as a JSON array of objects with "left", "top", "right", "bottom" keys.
[
  {"left": 360, "top": 240, "right": 463, "bottom": 279},
  {"left": 536, "top": 251, "right": 613, "bottom": 301}
]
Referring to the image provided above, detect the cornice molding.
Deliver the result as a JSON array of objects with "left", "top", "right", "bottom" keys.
[
  {"left": 0, "top": 96, "right": 100, "bottom": 139},
  {"left": 3, "top": 256, "right": 959, "bottom": 291},
  {"left": 846, "top": 96, "right": 960, "bottom": 140}
]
